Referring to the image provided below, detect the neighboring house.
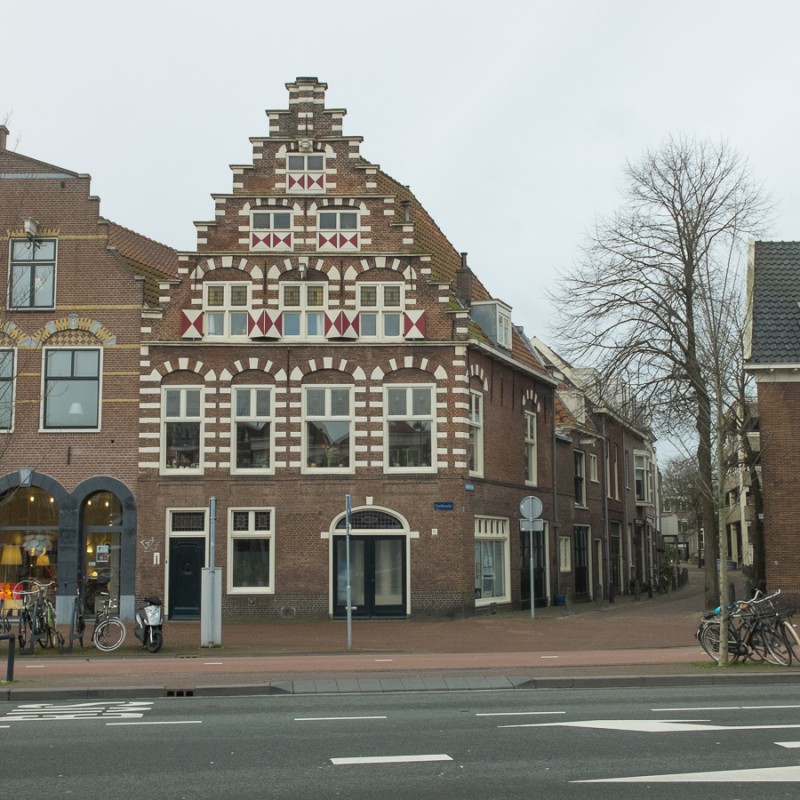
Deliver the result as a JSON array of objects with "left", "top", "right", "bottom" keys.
[
  {"left": 744, "top": 240, "right": 800, "bottom": 599},
  {"left": 0, "top": 125, "right": 177, "bottom": 622},
  {"left": 531, "top": 339, "right": 660, "bottom": 599},
  {"left": 136, "top": 77, "right": 559, "bottom": 620}
]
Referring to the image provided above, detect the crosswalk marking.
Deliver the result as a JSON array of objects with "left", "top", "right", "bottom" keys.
[
  {"left": 2, "top": 701, "right": 153, "bottom": 722},
  {"left": 575, "top": 765, "right": 800, "bottom": 783}
]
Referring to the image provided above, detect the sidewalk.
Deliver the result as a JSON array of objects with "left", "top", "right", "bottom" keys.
[{"left": 3, "top": 566, "right": 798, "bottom": 700}]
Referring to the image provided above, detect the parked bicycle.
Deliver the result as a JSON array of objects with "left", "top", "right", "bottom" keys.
[
  {"left": 91, "top": 592, "right": 126, "bottom": 652},
  {"left": 16, "top": 579, "right": 63, "bottom": 651},
  {"left": 696, "top": 589, "right": 795, "bottom": 666}
]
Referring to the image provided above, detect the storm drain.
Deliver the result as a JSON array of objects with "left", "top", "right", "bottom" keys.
[{"left": 165, "top": 689, "right": 195, "bottom": 697}]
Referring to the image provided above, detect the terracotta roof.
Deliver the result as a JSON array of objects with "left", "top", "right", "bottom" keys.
[{"left": 104, "top": 220, "right": 179, "bottom": 279}]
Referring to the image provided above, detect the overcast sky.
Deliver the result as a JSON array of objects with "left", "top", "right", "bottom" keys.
[{"left": 3, "top": 0, "right": 798, "bottom": 349}]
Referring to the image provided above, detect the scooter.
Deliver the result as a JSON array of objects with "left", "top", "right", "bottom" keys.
[{"left": 134, "top": 594, "right": 164, "bottom": 653}]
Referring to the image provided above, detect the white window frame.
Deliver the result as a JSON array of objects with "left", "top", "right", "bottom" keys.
[
  {"left": 41, "top": 347, "right": 101, "bottom": 431},
  {"left": 524, "top": 411, "right": 537, "bottom": 485},
  {"left": 384, "top": 384, "right": 436, "bottom": 473},
  {"left": 559, "top": 535, "right": 572, "bottom": 572},
  {"left": 303, "top": 385, "right": 354, "bottom": 473},
  {"left": 467, "top": 390, "right": 483, "bottom": 476},
  {"left": 589, "top": 453, "right": 599, "bottom": 483},
  {"left": 251, "top": 209, "right": 292, "bottom": 232},
  {"left": 357, "top": 283, "right": 404, "bottom": 339},
  {"left": 9, "top": 237, "right": 56, "bottom": 309},
  {"left": 227, "top": 507, "right": 275, "bottom": 595},
  {"left": 231, "top": 386, "right": 273, "bottom": 474},
  {"left": 474, "top": 516, "right": 510, "bottom": 606},
  {"left": 280, "top": 282, "right": 327, "bottom": 338},
  {"left": 204, "top": 282, "right": 250, "bottom": 339},
  {"left": 250, "top": 209, "right": 293, "bottom": 251},
  {"left": 161, "top": 386, "right": 204, "bottom": 474},
  {"left": 634, "top": 450, "right": 652, "bottom": 504},
  {"left": 286, "top": 152, "right": 325, "bottom": 193},
  {"left": 497, "top": 308, "right": 512, "bottom": 349},
  {"left": 317, "top": 209, "right": 359, "bottom": 251},
  {"left": 0, "top": 348, "right": 15, "bottom": 432}
]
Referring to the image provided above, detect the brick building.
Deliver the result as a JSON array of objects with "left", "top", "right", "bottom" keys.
[
  {"left": 136, "top": 77, "right": 559, "bottom": 620},
  {"left": 745, "top": 240, "right": 800, "bottom": 600},
  {"left": 0, "top": 125, "right": 177, "bottom": 623}
]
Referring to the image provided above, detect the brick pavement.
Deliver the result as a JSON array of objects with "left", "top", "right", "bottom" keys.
[{"left": 3, "top": 565, "right": 799, "bottom": 700}]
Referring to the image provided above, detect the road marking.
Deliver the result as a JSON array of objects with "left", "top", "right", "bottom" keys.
[
  {"left": 331, "top": 754, "right": 452, "bottom": 765},
  {"left": 24, "top": 665, "right": 46, "bottom": 669},
  {"left": 296, "top": 716, "right": 387, "bottom": 722},
  {"left": 107, "top": 721, "right": 202, "bottom": 727},
  {"left": 204, "top": 661, "right": 224, "bottom": 665},
  {"left": 2, "top": 701, "right": 153, "bottom": 722},
  {"left": 777, "top": 742, "right": 800, "bottom": 749},
  {"left": 540, "top": 656, "right": 560, "bottom": 659},
  {"left": 575, "top": 765, "right": 800, "bottom": 783},
  {"left": 374, "top": 659, "right": 394, "bottom": 662},
  {"left": 477, "top": 711, "right": 565, "bottom": 717},
  {"left": 501, "top": 719, "right": 800, "bottom": 733},
  {"left": 653, "top": 705, "right": 800, "bottom": 712}
]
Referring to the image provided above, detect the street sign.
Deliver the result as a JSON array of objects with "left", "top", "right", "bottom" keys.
[
  {"left": 520, "top": 495, "right": 543, "bottom": 520},
  {"left": 434, "top": 501, "right": 455, "bottom": 511},
  {"left": 520, "top": 519, "right": 544, "bottom": 532}
]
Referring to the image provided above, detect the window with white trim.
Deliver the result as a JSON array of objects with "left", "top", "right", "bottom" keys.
[
  {"left": 42, "top": 348, "right": 100, "bottom": 429},
  {"left": 9, "top": 238, "right": 56, "bottom": 309},
  {"left": 467, "top": 391, "right": 483, "bottom": 476},
  {"left": 204, "top": 283, "right": 250, "bottom": 338},
  {"left": 304, "top": 386, "right": 353, "bottom": 471},
  {"left": 287, "top": 153, "right": 325, "bottom": 193},
  {"left": 162, "top": 387, "right": 203, "bottom": 472},
  {"left": 357, "top": 283, "right": 403, "bottom": 338},
  {"left": 228, "top": 508, "right": 274, "bottom": 593},
  {"left": 574, "top": 450, "right": 586, "bottom": 506},
  {"left": 634, "top": 450, "right": 652, "bottom": 504},
  {"left": 385, "top": 385, "right": 435, "bottom": 471},
  {"left": 251, "top": 210, "right": 292, "bottom": 251},
  {"left": 497, "top": 309, "right": 512, "bottom": 349},
  {"left": 232, "top": 387, "right": 272, "bottom": 472},
  {"left": 589, "top": 453, "right": 599, "bottom": 482},
  {"left": 280, "top": 282, "right": 327, "bottom": 338},
  {"left": 559, "top": 536, "right": 572, "bottom": 572},
  {"left": 474, "top": 516, "right": 510, "bottom": 605},
  {"left": 524, "top": 411, "right": 537, "bottom": 485},
  {"left": 0, "top": 349, "right": 14, "bottom": 430},
  {"left": 318, "top": 210, "right": 359, "bottom": 251}
]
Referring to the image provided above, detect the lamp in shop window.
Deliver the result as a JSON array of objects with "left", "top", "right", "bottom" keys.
[{"left": 2, "top": 543, "right": 22, "bottom": 582}]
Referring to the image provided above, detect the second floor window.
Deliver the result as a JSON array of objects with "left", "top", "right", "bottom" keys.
[
  {"left": 358, "top": 284, "right": 403, "bottom": 338},
  {"left": 468, "top": 391, "right": 483, "bottom": 475},
  {"left": 304, "top": 386, "right": 352, "bottom": 471},
  {"left": 281, "top": 282, "right": 326, "bottom": 337},
  {"left": 634, "top": 451, "right": 652, "bottom": 504},
  {"left": 232, "top": 387, "right": 272, "bottom": 472},
  {"left": 385, "top": 385, "right": 434, "bottom": 471},
  {"left": 205, "top": 283, "right": 249, "bottom": 338},
  {"left": 43, "top": 348, "right": 100, "bottom": 429},
  {"left": 163, "top": 387, "right": 203, "bottom": 471},
  {"left": 0, "top": 349, "right": 14, "bottom": 430},
  {"left": 251, "top": 210, "right": 292, "bottom": 251},
  {"left": 524, "top": 411, "right": 537, "bottom": 485},
  {"left": 574, "top": 450, "right": 586, "bottom": 506},
  {"left": 9, "top": 238, "right": 56, "bottom": 309}
]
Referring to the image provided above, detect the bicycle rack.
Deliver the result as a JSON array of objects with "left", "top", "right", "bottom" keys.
[{"left": 60, "top": 594, "right": 85, "bottom": 654}]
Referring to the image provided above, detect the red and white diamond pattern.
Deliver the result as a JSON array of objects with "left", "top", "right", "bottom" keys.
[
  {"left": 251, "top": 232, "right": 292, "bottom": 251},
  {"left": 181, "top": 309, "right": 204, "bottom": 339},
  {"left": 403, "top": 310, "right": 426, "bottom": 339},
  {"left": 318, "top": 232, "right": 359, "bottom": 251},
  {"left": 287, "top": 173, "right": 325, "bottom": 192},
  {"left": 324, "top": 311, "right": 359, "bottom": 339},
  {"left": 248, "top": 310, "right": 282, "bottom": 339}
]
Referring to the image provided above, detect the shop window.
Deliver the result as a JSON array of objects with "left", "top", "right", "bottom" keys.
[
  {"left": 474, "top": 516, "right": 510, "bottom": 606},
  {"left": 83, "top": 492, "right": 122, "bottom": 613}
]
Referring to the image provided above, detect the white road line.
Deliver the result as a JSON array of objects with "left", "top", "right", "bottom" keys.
[
  {"left": 331, "top": 754, "right": 452, "bottom": 765},
  {"left": 653, "top": 705, "right": 800, "bottom": 712},
  {"left": 106, "top": 721, "right": 203, "bottom": 727},
  {"left": 477, "top": 711, "right": 565, "bottom": 717},
  {"left": 540, "top": 656, "right": 560, "bottom": 659},
  {"left": 24, "top": 665, "right": 46, "bottom": 669},
  {"left": 374, "top": 659, "right": 394, "bottom": 662},
  {"left": 296, "top": 716, "right": 387, "bottom": 721},
  {"left": 575, "top": 765, "right": 800, "bottom": 783},
  {"left": 204, "top": 662, "right": 224, "bottom": 665},
  {"left": 776, "top": 741, "right": 800, "bottom": 749},
  {"left": 501, "top": 719, "right": 800, "bottom": 733}
]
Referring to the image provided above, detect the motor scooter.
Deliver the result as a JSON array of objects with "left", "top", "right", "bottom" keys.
[{"left": 134, "top": 594, "right": 164, "bottom": 653}]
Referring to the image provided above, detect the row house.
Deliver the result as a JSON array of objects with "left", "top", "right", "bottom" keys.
[
  {"left": 1, "top": 78, "right": 662, "bottom": 623},
  {"left": 532, "top": 339, "right": 660, "bottom": 601},
  {"left": 0, "top": 125, "right": 177, "bottom": 622},
  {"left": 745, "top": 241, "right": 800, "bottom": 601}
]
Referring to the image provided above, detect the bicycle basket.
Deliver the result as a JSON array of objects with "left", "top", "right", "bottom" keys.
[{"left": 752, "top": 593, "right": 797, "bottom": 618}]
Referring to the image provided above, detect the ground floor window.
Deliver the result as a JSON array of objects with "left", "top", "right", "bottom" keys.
[
  {"left": 474, "top": 516, "right": 510, "bottom": 606},
  {"left": 228, "top": 508, "right": 274, "bottom": 593},
  {"left": 559, "top": 536, "right": 571, "bottom": 572}
]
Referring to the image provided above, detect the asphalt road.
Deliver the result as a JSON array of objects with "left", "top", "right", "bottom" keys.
[{"left": 3, "top": 684, "right": 800, "bottom": 799}]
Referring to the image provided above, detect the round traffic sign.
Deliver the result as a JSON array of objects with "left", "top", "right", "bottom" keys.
[{"left": 520, "top": 495, "right": 543, "bottom": 520}]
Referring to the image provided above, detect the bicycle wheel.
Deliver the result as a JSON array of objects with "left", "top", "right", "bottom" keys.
[
  {"left": 93, "top": 618, "right": 127, "bottom": 652},
  {"left": 698, "top": 620, "right": 739, "bottom": 663},
  {"left": 763, "top": 624, "right": 792, "bottom": 666},
  {"left": 746, "top": 627, "right": 770, "bottom": 663},
  {"left": 782, "top": 620, "right": 800, "bottom": 664}
]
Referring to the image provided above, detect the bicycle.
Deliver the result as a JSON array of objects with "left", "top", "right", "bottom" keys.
[
  {"left": 697, "top": 590, "right": 793, "bottom": 666},
  {"left": 16, "top": 579, "right": 64, "bottom": 651},
  {"left": 91, "top": 592, "right": 127, "bottom": 652}
]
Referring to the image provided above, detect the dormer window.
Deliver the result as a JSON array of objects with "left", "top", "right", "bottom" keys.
[
  {"left": 469, "top": 300, "right": 513, "bottom": 350},
  {"left": 497, "top": 309, "right": 512, "bottom": 349},
  {"left": 251, "top": 210, "right": 292, "bottom": 251},
  {"left": 318, "top": 210, "right": 359, "bottom": 251},
  {"left": 287, "top": 153, "right": 325, "bottom": 193}
]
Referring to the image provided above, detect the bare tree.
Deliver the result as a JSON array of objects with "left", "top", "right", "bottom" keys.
[{"left": 551, "top": 135, "right": 770, "bottom": 611}]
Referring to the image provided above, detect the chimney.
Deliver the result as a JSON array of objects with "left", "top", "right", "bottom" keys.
[
  {"left": 456, "top": 252, "right": 473, "bottom": 308},
  {"left": 0, "top": 125, "right": 8, "bottom": 152}
]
